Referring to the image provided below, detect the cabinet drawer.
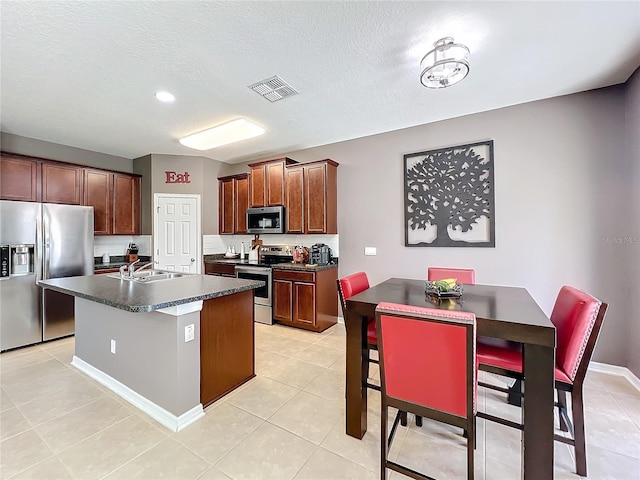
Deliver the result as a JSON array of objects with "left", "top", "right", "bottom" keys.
[
  {"left": 273, "top": 269, "right": 315, "bottom": 283},
  {"left": 205, "top": 263, "right": 236, "bottom": 277}
]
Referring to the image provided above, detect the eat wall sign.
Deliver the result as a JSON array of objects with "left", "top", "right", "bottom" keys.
[{"left": 165, "top": 171, "right": 191, "bottom": 183}]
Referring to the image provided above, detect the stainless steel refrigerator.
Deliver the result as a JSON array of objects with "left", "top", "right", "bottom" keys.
[{"left": 0, "top": 201, "right": 94, "bottom": 351}]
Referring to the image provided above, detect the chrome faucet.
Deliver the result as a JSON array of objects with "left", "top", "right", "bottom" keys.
[
  {"left": 119, "top": 259, "right": 140, "bottom": 279},
  {"left": 134, "top": 261, "right": 158, "bottom": 275}
]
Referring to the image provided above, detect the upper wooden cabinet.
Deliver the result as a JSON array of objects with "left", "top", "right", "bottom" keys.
[
  {"left": 83, "top": 169, "right": 112, "bottom": 235},
  {"left": 218, "top": 173, "right": 250, "bottom": 235},
  {"left": 83, "top": 169, "right": 141, "bottom": 236},
  {"left": 1, "top": 153, "right": 141, "bottom": 236},
  {"left": 285, "top": 159, "right": 338, "bottom": 234},
  {"left": 248, "top": 157, "right": 298, "bottom": 207},
  {"left": 0, "top": 154, "right": 40, "bottom": 202},
  {"left": 41, "top": 162, "right": 83, "bottom": 205},
  {"left": 112, "top": 173, "right": 141, "bottom": 235}
]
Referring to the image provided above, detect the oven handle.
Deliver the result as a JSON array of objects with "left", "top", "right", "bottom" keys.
[{"left": 235, "top": 266, "right": 272, "bottom": 275}]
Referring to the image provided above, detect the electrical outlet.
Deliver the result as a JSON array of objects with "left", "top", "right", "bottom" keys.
[
  {"left": 110, "top": 339, "right": 116, "bottom": 354},
  {"left": 364, "top": 247, "right": 377, "bottom": 256},
  {"left": 185, "top": 324, "right": 195, "bottom": 342}
]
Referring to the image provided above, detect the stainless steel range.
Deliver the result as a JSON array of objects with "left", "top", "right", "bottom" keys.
[{"left": 234, "top": 245, "right": 293, "bottom": 325}]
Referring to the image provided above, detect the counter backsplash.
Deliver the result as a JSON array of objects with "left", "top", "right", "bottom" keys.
[
  {"left": 94, "top": 235, "right": 152, "bottom": 258},
  {"left": 203, "top": 234, "right": 339, "bottom": 258}
]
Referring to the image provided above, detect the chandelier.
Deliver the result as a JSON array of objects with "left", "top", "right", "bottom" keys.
[{"left": 420, "top": 37, "right": 470, "bottom": 89}]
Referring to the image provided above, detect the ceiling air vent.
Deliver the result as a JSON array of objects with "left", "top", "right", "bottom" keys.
[{"left": 248, "top": 76, "right": 299, "bottom": 102}]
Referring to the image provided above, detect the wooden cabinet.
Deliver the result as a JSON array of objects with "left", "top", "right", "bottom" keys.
[
  {"left": 0, "top": 154, "right": 40, "bottom": 202},
  {"left": 41, "top": 162, "right": 83, "bottom": 204},
  {"left": 84, "top": 169, "right": 112, "bottom": 235},
  {"left": 204, "top": 263, "right": 236, "bottom": 277},
  {"left": 218, "top": 173, "right": 249, "bottom": 235},
  {"left": 200, "top": 290, "right": 255, "bottom": 407},
  {"left": 112, "top": 173, "right": 140, "bottom": 235},
  {"left": 83, "top": 170, "right": 141, "bottom": 235},
  {"left": 285, "top": 159, "right": 338, "bottom": 234},
  {"left": 94, "top": 268, "right": 120, "bottom": 275},
  {"left": 248, "top": 157, "right": 298, "bottom": 207},
  {"left": 273, "top": 267, "right": 338, "bottom": 332}
]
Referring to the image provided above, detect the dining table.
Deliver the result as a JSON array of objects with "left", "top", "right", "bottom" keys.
[{"left": 345, "top": 278, "right": 556, "bottom": 480}]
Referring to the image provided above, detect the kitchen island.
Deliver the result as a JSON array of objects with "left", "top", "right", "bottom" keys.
[{"left": 39, "top": 273, "right": 263, "bottom": 432}]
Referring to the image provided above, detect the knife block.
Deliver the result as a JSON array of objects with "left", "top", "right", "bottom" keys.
[{"left": 126, "top": 253, "right": 138, "bottom": 262}]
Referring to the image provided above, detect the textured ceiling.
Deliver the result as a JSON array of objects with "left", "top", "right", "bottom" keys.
[{"left": 1, "top": 1, "right": 639, "bottom": 164}]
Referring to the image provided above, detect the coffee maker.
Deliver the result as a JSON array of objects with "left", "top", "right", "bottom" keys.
[{"left": 309, "top": 243, "right": 333, "bottom": 265}]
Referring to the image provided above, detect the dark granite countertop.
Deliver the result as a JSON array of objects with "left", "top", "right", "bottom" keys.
[
  {"left": 94, "top": 256, "right": 152, "bottom": 271},
  {"left": 39, "top": 274, "right": 264, "bottom": 313},
  {"left": 203, "top": 255, "right": 338, "bottom": 272}
]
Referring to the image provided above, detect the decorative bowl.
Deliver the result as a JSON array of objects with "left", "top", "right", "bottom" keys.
[{"left": 424, "top": 280, "right": 464, "bottom": 298}]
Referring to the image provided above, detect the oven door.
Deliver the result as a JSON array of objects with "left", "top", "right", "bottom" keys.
[{"left": 235, "top": 266, "right": 272, "bottom": 306}]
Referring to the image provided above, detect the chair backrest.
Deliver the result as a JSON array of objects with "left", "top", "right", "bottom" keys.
[
  {"left": 376, "top": 302, "right": 476, "bottom": 417},
  {"left": 428, "top": 267, "right": 476, "bottom": 285},
  {"left": 337, "top": 271, "right": 371, "bottom": 311},
  {"left": 552, "top": 286, "right": 608, "bottom": 384}
]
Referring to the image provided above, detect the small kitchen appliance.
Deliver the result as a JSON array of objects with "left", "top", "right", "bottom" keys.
[{"left": 309, "top": 243, "right": 333, "bottom": 265}]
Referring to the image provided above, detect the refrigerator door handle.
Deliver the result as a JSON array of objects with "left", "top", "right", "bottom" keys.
[
  {"left": 42, "top": 211, "right": 50, "bottom": 280},
  {"left": 35, "top": 215, "right": 42, "bottom": 283}
]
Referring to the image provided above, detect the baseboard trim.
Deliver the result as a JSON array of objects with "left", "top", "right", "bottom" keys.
[
  {"left": 589, "top": 361, "right": 640, "bottom": 392},
  {"left": 337, "top": 316, "right": 344, "bottom": 325},
  {"left": 71, "top": 356, "right": 204, "bottom": 432}
]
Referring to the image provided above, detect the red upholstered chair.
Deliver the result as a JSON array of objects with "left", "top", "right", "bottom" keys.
[
  {"left": 337, "top": 272, "right": 379, "bottom": 392},
  {"left": 428, "top": 267, "right": 476, "bottom": 285},
  {"left": 477, "top": 286, "right": 608, "bottom": 477},
  {"left": 376, "top": 302, "right": 477, "bottom": 480}
]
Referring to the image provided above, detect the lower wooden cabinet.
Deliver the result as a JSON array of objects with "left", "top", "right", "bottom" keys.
[
  {"left": 273, "top": 267, "right": 338, "bottom": 332},
  {"left": 204, "top": 263, "right": 236, "bottom": 277},
  {"left": 94, "top": 268, "right": 120, "bottom": 275}
]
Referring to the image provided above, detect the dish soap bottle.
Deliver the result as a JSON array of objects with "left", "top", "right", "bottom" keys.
[{"left": 240, "top": 242, "right": 245, "bottom": 259}]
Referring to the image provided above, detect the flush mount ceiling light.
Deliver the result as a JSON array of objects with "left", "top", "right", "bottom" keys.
[
  {"left": 419, "top": 37, "right": 470, "bottom": 89},
  {"left": 155, "top": 91, "right": 175, "bottom": 103},
  {"left": 179, "top": 119, "right": 265, "bottom": 150}
]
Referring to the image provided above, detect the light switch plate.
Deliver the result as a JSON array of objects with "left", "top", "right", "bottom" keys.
[
  {"left": 364, "top": 247, "right": 377, "bottom": 256},
  {"left": 185, "top": 324, "right": 195, "bottom": 342}
]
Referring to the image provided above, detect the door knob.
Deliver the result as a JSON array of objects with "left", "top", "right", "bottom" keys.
[{"left": 191, "top": 258, "right": 195, "bottom": 262}]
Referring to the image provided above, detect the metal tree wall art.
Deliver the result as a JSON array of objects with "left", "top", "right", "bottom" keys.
[{"left": 404, "top": 140, "right": 495, "bottom": 247}]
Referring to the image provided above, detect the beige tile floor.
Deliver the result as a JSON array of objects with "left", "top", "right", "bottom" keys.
[{"left": 1, "top": 322, "right": 639, "bottom": 480}]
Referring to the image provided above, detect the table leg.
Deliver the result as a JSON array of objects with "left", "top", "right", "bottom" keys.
[
  {"left": 345, "top": 310, "right": 368, "bottom": 438},
  {"left": 522, "top": 344, "right": 555, "bottom": 480}
]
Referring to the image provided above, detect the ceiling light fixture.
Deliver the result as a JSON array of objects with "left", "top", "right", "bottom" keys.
[
  {"left": 419, "top": 37, "right": 470, "bottom": 89},
  {"left": 155, "top": 91, "right": 175, "bottom": 103},
  {"left": 179, "top": 118, "right": 265, "bottom": 150}
]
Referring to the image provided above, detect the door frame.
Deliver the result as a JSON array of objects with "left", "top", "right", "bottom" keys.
[{"left": 153, "top": 193, "right": 202, "bottom": 274}]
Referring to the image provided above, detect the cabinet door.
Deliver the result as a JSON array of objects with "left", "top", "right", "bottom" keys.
[
  {"left": 235, "top": 175, "right": 249, "bottom": 233},
  {"left": 41, "top": 162, "right": 82, "bottom": 204},
  {"left": 305, "top": 163, "right": 327, "bottom": 233},
  {"left": 219, "top": 178, "right": 235, "bottom": 234},
  {"left": 293, "top": 282, "right": 316, "bottom": 326},
  {"left": 84, "top": 169, "right": 112, "bottom": 235},
  {"left": 273, "top": 279, "right": 293, "bottom": 322},
  {"left": 0, "top": 155, "right": 40, "bottom": 202},
  {"left": 265, "top": 161, "right": 285, "bottom": 206},
  {"left": 285, "top": 167, "right": 304, "bottom": 233},
  {"left": 112, "top": 174, "right": 140, "bottom": 235},
  {"left": 250, "top": 165, "right": 265, "bottom": 207}
]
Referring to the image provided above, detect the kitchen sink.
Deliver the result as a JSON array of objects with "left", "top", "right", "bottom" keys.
[{"left": 106, "top": 270, "right": 193, "bottom": 283}]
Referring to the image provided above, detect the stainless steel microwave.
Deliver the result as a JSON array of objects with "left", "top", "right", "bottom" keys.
[{"left": 246, "top": 206, "right": 285, "bottom": 234}]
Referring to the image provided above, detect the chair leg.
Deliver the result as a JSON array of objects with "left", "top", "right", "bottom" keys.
[
  {"left": 400, "top": 411, "right": 408, "bottom": 427},
  {"left": 415, "top": 415, "right": 423, "bottom": 427},
  {"left": 467, "top": 418, "right": 475, "bottom": 480},
  {"left": 381, "top": 404, "right": 388, "bottom": 480},
  {"left": 571, "top": 388, "right": 588, "bottom": 477},
  {"left": 557, "top": 389, "right": 569, "bottom": 432},
  {"left": 508, "top": 379, "right": 523, "bottom": 407}
]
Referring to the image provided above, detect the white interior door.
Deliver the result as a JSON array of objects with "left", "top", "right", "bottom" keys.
[{"left": 154, "top": 194, "right": 201, "bottom": 273}]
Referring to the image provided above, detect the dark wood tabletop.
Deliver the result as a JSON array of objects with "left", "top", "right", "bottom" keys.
[{"left": 345, "top": 278, "right": 557, "bottom": 480}]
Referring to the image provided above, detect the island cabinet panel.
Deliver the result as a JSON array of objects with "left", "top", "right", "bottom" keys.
[
  {"left": 83, "top": 169, "right": 112, "bottom": 235},
  {"left": 200, "top": 289, "right": 255, "bottom": 407},
  {"left": 0, "top": 154, "right": 40, "bottom": 202},
  {"left": 272, "top": 267, "right": 338, "bottom": 332},
  {"left": 112, "top": 173, "right": 141, "bottom": 235},
  {"left": 284, "top": 159, "right": 338, "bottom": 234},
  {"left": 218, "top": 173, "right": 249, "bottom": 235},
  {"left": 41, "top": 162, "right": 83, "bottom": 205},
  {"left": 248, "top": 157, "right": 298, "bottom": 207}
]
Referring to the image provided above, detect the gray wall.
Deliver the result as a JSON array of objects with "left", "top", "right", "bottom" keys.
[
  {"left": 1, "top": 132, "right": 132, "bottom": 172},
  {"left": 262, "top": 85, "right": 634, "bottom": 372},
  {"left": 626, "top": 68, "right": 640, "bottom": 376}
]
